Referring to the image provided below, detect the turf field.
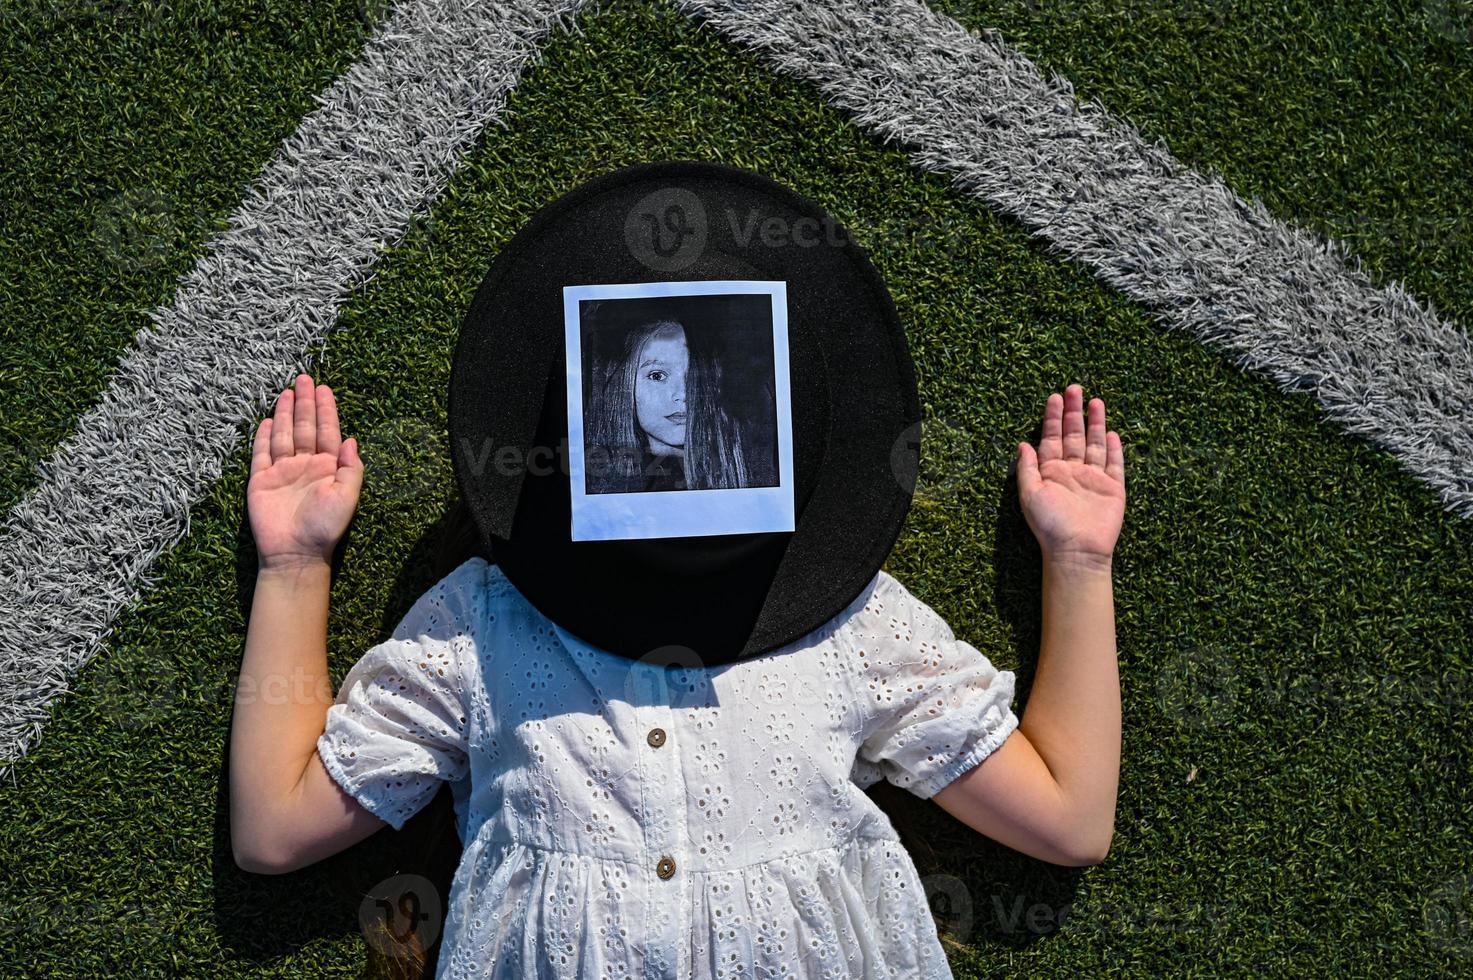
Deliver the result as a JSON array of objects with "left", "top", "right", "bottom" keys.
[{"left": 1, "top": 0, "right": 1470, "bottom": 975}]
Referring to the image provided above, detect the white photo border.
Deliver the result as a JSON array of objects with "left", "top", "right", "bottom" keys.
[{"left": 563, "top": 280, "right": 795, "bottom": 542}]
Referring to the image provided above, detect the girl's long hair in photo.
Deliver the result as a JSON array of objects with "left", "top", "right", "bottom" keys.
[{"left": 585, "top": 319, "right": 753, "bottom": 493}]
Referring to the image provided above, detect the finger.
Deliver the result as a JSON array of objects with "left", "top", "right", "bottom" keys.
[
  {"left": 1038, "top": 391, "right": 1064, "bottom": 465},
  {"left": 335, "top": 437, "right": 363, "bottom": 495},
  {"left": 1085, "top": 397, "right": 1107, "bottom": 469},
  {"left": 270, "top": 387, "right": 294, "bottom": 460},
  {"left": 251, "top": 417, "right": 273, "bottom": 476},
  {"left": 1017, "top": 440, "right": 1040, "bottom": 497},
  {"left": 316, "top": 384, "right": 341, "bottom": 458},
  {"left": 1062, "top": 384, "right": 1086, "bottom": 462},
  {"left": 1106, "top": 430, "right": 1125, "bottom": 491},
  {"left": 293, "top": 373, "right": 317, "bottom": 456}
]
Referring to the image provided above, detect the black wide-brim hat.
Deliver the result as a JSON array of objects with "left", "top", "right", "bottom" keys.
[{"left": 449, "top": 161, "right": 921, "bottom": 667}]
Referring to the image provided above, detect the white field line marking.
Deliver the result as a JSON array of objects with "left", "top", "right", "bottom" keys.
[
  {"left": 675, "top": 0, "right": 1473, "bottom": 517},
  {"left": 0, "top": 0, "right": 597, "bottom": 780},
  {"left": 4, "top": 0, "right": 1468, "bottom": 781}
]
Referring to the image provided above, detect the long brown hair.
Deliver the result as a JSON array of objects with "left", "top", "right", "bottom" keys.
[
  {"left": 585, "top": 319, "right": 752, "bottom": 492},
  {"left": 362, "top": 910, "right": 430, "bottom": 980},
  {"left": 353, "top": 795, "right": 462, "bottom": 980},
  {"left": 354, "top": 500, "right": 487, "bottom": 980}
]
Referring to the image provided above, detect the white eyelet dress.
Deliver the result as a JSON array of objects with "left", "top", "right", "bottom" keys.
[{"left": 316, "top": 556, "right": 1020, "bottom": 979}]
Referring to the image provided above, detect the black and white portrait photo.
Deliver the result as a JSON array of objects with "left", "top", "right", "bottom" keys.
[{"left": 563, "top": 280, "right": 795, "bottom": 542}]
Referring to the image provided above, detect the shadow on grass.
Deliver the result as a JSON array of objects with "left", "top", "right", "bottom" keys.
[
  {"left": 864, "top": 415, "right": 1090, "bottom": 955},
  {"left": 214, "top": 470, "right": 1077, "bottom": 975},
  {"left": 216, "top": 500, "right": 485, "bottom": 978}
]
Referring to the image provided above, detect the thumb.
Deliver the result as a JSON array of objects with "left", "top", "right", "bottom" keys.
[
  {"left": 336, "top": 438, "right": 363, "bottom": 495},
  {"left": 1015, "top": 441, "right": 1039, "bottom": 497}
]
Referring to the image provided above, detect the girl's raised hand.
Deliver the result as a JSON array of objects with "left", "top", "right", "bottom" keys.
[
  {"left": 1015, "top": 384, "right": 1126, "bottom": 569},
  {"left": 247, "top": 374, "right": 364, "bottom": 572}
]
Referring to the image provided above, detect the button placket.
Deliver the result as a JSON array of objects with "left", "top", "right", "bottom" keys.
[{"left": 637, "top": 665, "right": 685, "bottom": 980}]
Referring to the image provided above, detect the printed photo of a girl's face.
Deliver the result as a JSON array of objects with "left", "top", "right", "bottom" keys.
[
  {"left": 578, "top": 293, "right": 781, "bottom": 497},
  {"left": 634, "top": 322, "right": 687, "bottom": 457},
  {"left": 564, "top": 281, "right": 794, "bottom": 541}
]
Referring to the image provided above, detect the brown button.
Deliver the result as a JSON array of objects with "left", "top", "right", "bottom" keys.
[
  {"left": 656, "top": 855, "right": 676, "bottom": 879},
  {"left": 647, "top": 727, "right": 666, "bottom": 748}
]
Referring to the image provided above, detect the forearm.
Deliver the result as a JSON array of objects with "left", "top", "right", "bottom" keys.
[
  {"left": 1018, "top": 554, "right": 1121, "bottom": 855},
  {"left": 229, "top": 560, "right": 335, "bottom": 860}
]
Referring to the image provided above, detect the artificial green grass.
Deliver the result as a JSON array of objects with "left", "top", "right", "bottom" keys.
[
  {"left": 931, "top": 0, "right": 1473, "bottom": 333},
  {"left": 1, "top": 0, "right": 1470, "bottom": 976},
  {"left": 0, "top": 0, "right": 382, "bottom": 518}
]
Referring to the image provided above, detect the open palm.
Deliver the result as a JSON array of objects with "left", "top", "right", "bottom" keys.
[
  {"left": 1016, "top": 384, "right": 1126, "bottom": 565},
  {"left": 247, "top": 374, "right": 363, "bottom": 571}
]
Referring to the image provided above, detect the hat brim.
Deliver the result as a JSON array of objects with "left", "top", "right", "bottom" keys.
[{"left": 449, "top": 161, "right": 921, "bottom": 666}]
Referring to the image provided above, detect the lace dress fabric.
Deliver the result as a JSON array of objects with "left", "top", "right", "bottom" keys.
[{"left": 316, "top": 557, "right": 1019, "bottom": 979}]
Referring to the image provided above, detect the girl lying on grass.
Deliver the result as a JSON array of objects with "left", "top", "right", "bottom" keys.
[{"left": 229, "top": 373, "right": 1124, "bottom": 978}]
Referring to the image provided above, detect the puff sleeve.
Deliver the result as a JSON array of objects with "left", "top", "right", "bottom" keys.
[
  {"left": 842, "top": 570, "right": 1020, "bottom": 800},
  {"left": 315, "top": 557, "right": 486, "bottom": 831}
]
